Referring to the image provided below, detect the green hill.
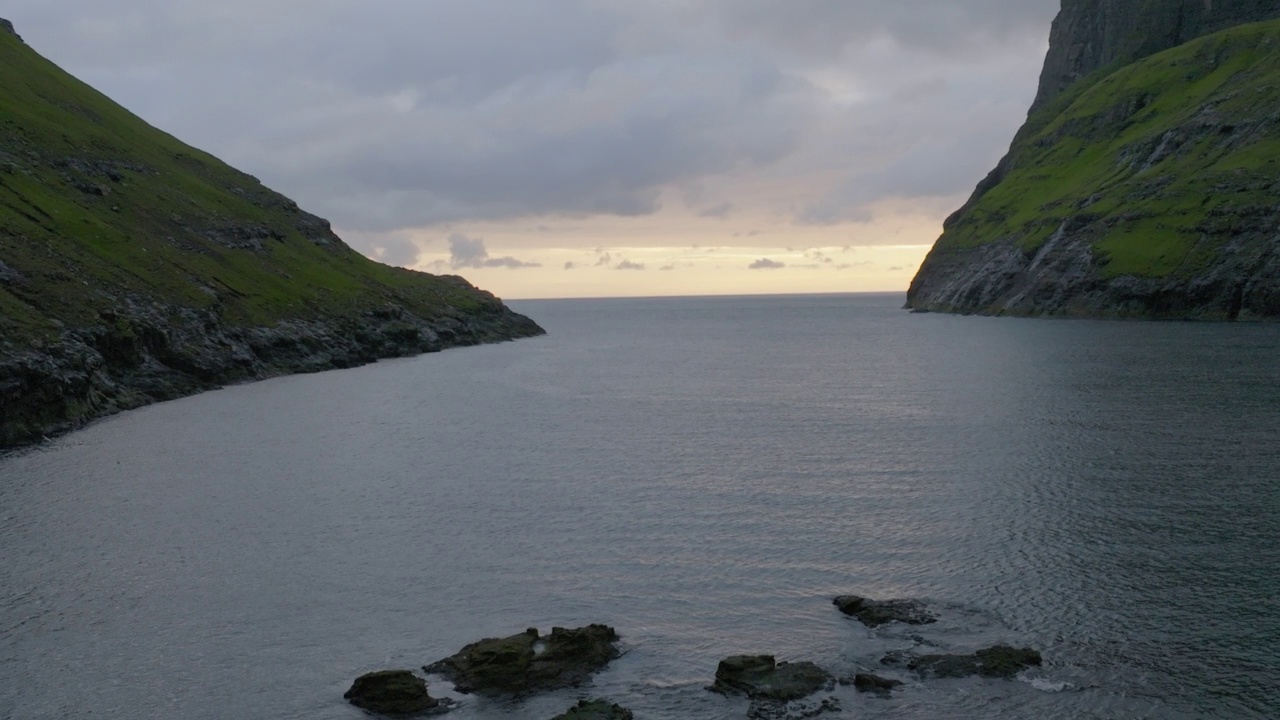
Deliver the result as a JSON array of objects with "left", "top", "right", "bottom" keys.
[
  {"left": 907, "top": 17, "right": 1280, "bottom": 318},
  {"left": 0, "top": 22, "right": 543, "bottom": 448}
]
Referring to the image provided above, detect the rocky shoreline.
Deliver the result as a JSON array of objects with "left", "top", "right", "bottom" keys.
[
  {"left": 346, "top": 596, "right": 1046, "bottom": 719},
  {"left": 0, "top": 292, "right": 543, "bottom": 451}
]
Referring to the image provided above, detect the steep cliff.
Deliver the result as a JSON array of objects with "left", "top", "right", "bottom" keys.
[
  {"left": 0, "top": 23, "right": 543, "bottom": 449},
  {"left": 907, "top": 1, "right": 1280, "bottom": 318},
  {"left": 1033, "top": 0, "right": 1280, "bottom": 110}
]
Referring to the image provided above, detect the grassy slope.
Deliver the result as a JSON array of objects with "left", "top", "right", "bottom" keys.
[
  {"left": 0, "top": 29, "right": 498, "bottom": 347},
  {"left": 938, "top": 19, "right": 1280, "bottom": 278}
]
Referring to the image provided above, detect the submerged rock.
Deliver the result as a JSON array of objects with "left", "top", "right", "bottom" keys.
[
  {"left": 344, "top": 670, "right": 447, "bottom": 716},
  {"left": 832, "top": 595, "right": 937, "bottom": 627},
  {"left": 549, "top": 699, "right": 634, "bottom": 720},
  {"left": 745, "top": 696, "right": 842, "bottom": 720},
  {"left": 424, "top": 625, "right": 620, "bottom": 695},
  {"left": 900, "top": 645, "right": 1042, "bottom": 679},
  {"left": 850, "top": 673, "right": 903, "bottom": 694},
  {"left": 709, "top": 655, "right": 833, "bottom": 702}
]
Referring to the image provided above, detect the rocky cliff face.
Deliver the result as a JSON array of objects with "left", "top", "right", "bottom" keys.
[
  {"left": 907, "top": 2, "right": 1280, "bottom": 319},
  {"left": 0, "top": 22, "right": 543, "bottom": 449},
  {"left": 1033, "top": 0, "right": 1280, "bottom": 110}
]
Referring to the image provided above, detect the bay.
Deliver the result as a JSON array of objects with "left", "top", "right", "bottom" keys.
[{"left": 2, "top": 293, "right": 1278, "bottom": 719}]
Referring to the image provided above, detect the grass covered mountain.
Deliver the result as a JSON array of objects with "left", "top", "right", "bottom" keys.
[
  {"left": 907, "top": 5, "right": 1280, "bottom": 318},
  {"left": 0, "top": 20, "right": 543, "bottom": 448}
]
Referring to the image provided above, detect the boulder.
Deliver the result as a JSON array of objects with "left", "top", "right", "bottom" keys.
[
  {"left": 344, "top": 670, "right": 444, "bottom": 716},
  {"left": 832, "top": 595, "right": 936, "bottom": 627},
  {"left": 709, "top": 655, "right": 833, "bottom": 702},
  {"left": 550, "top": 699, "right": 633, "bottom": 720},
  {"left": 850, "top": 673, "right": 903, "bottom": 694},
  {"left": 903, "top": 645, "right": 1042, "bottom": 679},
  {"left": 424, "top": 625, "right": 619, "bottom": 695}
]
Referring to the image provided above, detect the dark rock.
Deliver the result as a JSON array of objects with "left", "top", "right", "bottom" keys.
[
  {"left": 0, "top": 18, "right": 20, "bottom": 42},
  {"left": 424, "top": 625, "right": 619, "bottom": 695},
  {"left": 832, "top": 595, "right": 936, "bottom": 627},
  {"left": 344, "top": 670, "right": 445, "bottom": 716},
  {"left": 549, "top": 699, "right": 633, "bottom": 720},
  {"left": 0, "top": 259, "right": 23, "bottom": 285},
  {"left": 0, "top": 296, "right": 543, "bottom": 450},
  {"left": 906, "top": 645, "right": 1043, "bottom": 679},
  {"left": 709, "top": 655, "right": 833, "bottom": 702},
  {"left": 851, "top": 673, "right": 903, "bottom": 694},
  {"left": 745, "top": 696, "right": 841, "bottom": 720},
  {"left": 878, "top": 650, "right": 911, "bottom": 668},
  {"left": 198, "top": 224, "right": 286, "bottom": 251}
]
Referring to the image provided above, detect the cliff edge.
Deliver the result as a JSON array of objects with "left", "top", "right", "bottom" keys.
[
  {"left": 1033, "top": 0, "right": 1280, "bottom": 110},
  {"left": 907, "top": 0, "right": 1280, "bottom": 319},
  {"left": 0, "top": 21, "right": 544, "bottom": 449}
]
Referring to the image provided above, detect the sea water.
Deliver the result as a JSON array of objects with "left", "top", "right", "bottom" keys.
[{"left": 2, "top": 293, "right": 1278, "bottom": 719}]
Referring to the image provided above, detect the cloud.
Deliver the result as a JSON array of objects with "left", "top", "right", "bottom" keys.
[
  {"left": 483, "top": 256, "right": 542, "bottom": 269},
  {"left": 749, "top": 258, "right": 785, "bottom": 270},
  {"left": 343, "top": 230, "right": 424, "bottom": 267},
  {"left": 448, "top": 232, "right": 541, "bottom": 269},
  {"left": 658, "top": 265, "right": 675, "bottom": 271},
  {"left": 564, "top": 261, "right": 577, "bottom": 270},
  {"left": 713, "top": 0, "right": 1055, "bottom": 60},
  {"left": 615, "top": 260, "right": 646, "bottom": 271},
  {"left": 12, "top": 0, "right": 1060, "bottom": 243},
  {"left": 698, "top": 202, "right": 735, "bottom": 219}
]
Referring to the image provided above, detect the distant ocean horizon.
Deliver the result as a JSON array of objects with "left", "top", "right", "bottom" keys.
[
  {"left": 3, "top": 293, "right": 1277, "bottom": 719},
  {"left": 503, "top": 289, "right": 909, "bottom": 302}
]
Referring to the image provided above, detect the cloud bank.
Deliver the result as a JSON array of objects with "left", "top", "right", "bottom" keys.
[{"left": 11, "top": 0, "right": 1059, "bottom": 244}]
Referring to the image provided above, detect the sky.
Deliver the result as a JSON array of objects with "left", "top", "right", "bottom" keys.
[{"left": 9, "top": 0, "right": 1061, "bottom": 299}]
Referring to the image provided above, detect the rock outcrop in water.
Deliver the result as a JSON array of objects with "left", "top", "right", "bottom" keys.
[
  {"left": 424, "top": 626, "right": 620, "bottom": 695},
  {"left": 906, "top": 1, "right": 1280, "bottom": 319},
  {"left": 0, "top": 20, "right": 543, "bottom": 450},
  {"left": 549, "top": 699, "right": 634, "bottom": 720},
  {"left": 849, "top": 673, "right": 903, "bottom": 695},
  {"left": 833, "top": 595, "right": 937, "bottom": 627},
  {"left": 883, "top": 645, "right": 1043, "bottom": 679},
  {"left": 708, "top": 655, "right": 833, "bottom": 702},
  {"left": 344, "top": 670, "right": 451, "bottom": 716}
]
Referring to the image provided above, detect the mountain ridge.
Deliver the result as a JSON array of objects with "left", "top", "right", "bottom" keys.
[{"left": 0, "top": 20, "right": 543, "bottom": 449}]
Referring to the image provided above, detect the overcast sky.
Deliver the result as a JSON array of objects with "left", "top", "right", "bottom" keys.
[{"left": 10, "top": 0, "right": 1060, "bottom": 298}]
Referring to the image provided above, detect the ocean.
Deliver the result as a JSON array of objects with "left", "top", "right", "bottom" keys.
[{"left": 2, "top": 293, "right": 1277, "bottom": 719}]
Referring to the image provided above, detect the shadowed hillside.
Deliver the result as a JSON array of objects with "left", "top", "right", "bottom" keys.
[{"left": 0, "top": 21, "right": 543, "bottom": 448}]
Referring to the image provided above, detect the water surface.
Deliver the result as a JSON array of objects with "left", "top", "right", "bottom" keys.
[{"left": 2, "top": 294, "right": 1277, "bottom": 719}]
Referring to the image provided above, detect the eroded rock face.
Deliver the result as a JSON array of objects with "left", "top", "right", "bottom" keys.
[
  {"left": 0, "top": 299, "right": 544, "bottom": 450},
  {"left": 344, "top": 670, "right": 444, "bottom": 716},
  {"left": 709, "top": 655, "right": 833, "bottom": 702},
  {"left": 549, "top": 699, "right": 634, "bottom": 720},
  {"left": 888, "top": 645, "right": 1043, "bottom": 679},
  {"left": 1033, "top": 0, "right": 1280, "bottom": 110},
  {"left": 424, "top": 625, "right": 620, "bottom": 695},
  {"left": 833, "top": 596, "right": 937, "bottom": 628}
]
